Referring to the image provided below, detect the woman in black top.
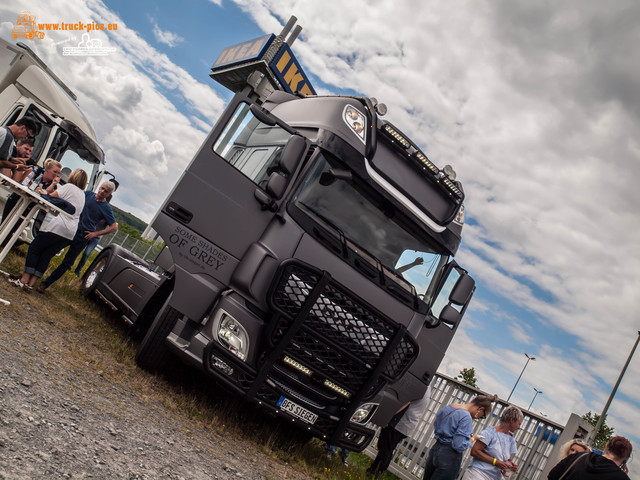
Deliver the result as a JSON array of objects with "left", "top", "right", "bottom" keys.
[{"left": 548, "top": 436, "right": 632, "bottom": 480}]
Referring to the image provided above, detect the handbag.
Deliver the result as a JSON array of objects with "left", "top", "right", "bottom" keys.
[{"left": 557, "top": 452, "right": 588, "bottom": 480}]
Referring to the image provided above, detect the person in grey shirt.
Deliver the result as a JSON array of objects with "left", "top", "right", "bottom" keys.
[{"left": 367, "top": 379, "right": 433, "bottom": 477}]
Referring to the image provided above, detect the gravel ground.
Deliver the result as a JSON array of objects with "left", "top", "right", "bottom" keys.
[{"left": 0, "top": 275, "right": 314, "bottom": 480}]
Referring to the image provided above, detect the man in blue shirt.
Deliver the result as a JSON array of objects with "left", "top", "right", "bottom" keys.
[
  {"left": 37, "top": 181, "right": 118, "bottom": 292},
  {"left": 423, "top": 394, "right": 497, "bottom": 480}
]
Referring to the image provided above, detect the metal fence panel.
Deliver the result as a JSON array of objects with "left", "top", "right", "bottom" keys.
[
  {"left": 365, "top": 374, "right": 564, "bottom": 480},
  {"left": 97, "top": 231, "right": 164, "bottom": 269}
]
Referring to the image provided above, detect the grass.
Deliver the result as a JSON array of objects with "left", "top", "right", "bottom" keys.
[{"left": 1, "top": 245, "right": 403, "bottom": 480}]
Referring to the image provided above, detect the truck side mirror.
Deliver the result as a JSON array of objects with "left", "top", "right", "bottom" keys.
[
  {"left": 279, "top": 135, "right": 306, "bottom": 175},
  {"left": 425, "top": 263, "right": 475, "bottom": 329},
  {"left": 266, "top": 172, "right": 287, "bottom": 199},
  {"left": 254, "top": 172, "right": 286, "bottom": 211},
  {"left": 439, "top": 305, "right": 462, "bottom": 326},
  {"left": 56, "top": 131, "right": 69, "bottom": 147},
  {"left": 449, "top": 273, "right": 475, "bottom": 306}
]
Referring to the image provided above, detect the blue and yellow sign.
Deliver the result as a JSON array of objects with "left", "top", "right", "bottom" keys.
[
  {"left": 269, "top": 44, "right": 316, "bottom": 96},
  {"left": 212, "top": 34, "right": 275, "bottom": 70}
]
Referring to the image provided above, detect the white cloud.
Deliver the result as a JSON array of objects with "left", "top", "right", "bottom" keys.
[{"left": 151, "top": 20, "right": 183, "bottom": 48}]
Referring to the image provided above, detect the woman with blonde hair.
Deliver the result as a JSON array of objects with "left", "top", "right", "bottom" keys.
[
  {"left": 462, "top": 405, "right": 524, "bottom": 480},
  {"left": 548, "top": 436, "right": 632, "bottom": 479},
  {"left": 560, "top": 439, "right": 592, "bottom": 458},
  {"left": 34, "top": 158, "right": 63, "bottom": 194},
  {"left": 8, "top": 168, "right": 87, "bottom": 292}
]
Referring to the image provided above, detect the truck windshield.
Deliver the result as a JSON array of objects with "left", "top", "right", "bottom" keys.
[
  {"left": 293, "top": 151, "right": 447, "bottom": 301},
  {"left": 49, "top": 129, "right": 100, "bottom": 189}
]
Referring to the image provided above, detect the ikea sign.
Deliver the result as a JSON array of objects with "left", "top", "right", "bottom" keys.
[
  {"left": 213, "top": 34, "right": 275, "bottom": 69},
  {"left": 269, "top": 44, "right": 316, "bottom": 96}
]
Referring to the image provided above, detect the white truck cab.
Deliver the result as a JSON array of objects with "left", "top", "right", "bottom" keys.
[{"left": 0, "top": 38, "right": 105, "bottom": 241}]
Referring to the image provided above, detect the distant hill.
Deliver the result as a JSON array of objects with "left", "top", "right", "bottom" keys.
[{"left": 111, "top": 205, "right": 147, "bottom": 235}]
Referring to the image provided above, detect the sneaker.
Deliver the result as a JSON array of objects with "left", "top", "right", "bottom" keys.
[
  {"left": 342, "top": 459, "right": 348, "bottom": 467},
  {"left": 7, "top": 277, "right": 24, "bottom": 288}
]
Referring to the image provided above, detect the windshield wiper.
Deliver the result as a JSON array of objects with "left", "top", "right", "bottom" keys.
[
  {"left": 299, "top": 203, "right": 347, "bottom": 257},
  {"left": 298, "top": 203, "right": 419, "bottom": 308}
]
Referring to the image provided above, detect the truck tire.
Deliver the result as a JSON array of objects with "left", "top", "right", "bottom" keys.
[
  {"left": 79, "top": 250, "right": 112, "bottom": 297},
  {"left": 135, "top": 303, "right": 179, "bottom": 373},
  {"left": 132, "top": 278, "right": 174, "bottom": 339}
]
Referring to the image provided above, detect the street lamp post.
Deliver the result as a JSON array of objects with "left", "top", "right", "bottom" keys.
[
  {"left": 507, "top": 353, "right": 536, "bottom": 402},
  {"left": 591, "top": 331, "right": 640, "bottom": 446},
  {"left": 528, "top": 387, "right": 543, "bottom": 410}
]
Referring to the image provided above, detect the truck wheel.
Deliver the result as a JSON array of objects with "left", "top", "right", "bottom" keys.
[
  {"left": 132, "top": 278, "right": 174, "bottom": 339},
  {"left": 135, "top": 303, "right": 179, "bottom": 373},
  {"left": 79, "top": 250, "right": 112, "bottom": 297}
]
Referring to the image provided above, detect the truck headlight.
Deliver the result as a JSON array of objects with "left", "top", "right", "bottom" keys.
[
  {"left": 216, "top": 313, "right": 249, "bottom": 361},
  {"left": 350, "top": 402, "right": 377, "bottom": 424}
]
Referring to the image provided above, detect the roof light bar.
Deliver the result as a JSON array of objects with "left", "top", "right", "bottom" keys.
[
  {"left": 382, "top": 124, "right": 411, "bottom": 149},
  {"left": 413, "top": 151, "right": 439, "bottom": 175},
  {"left": 442, "top": 177, "right": 463, "bottom": 198}
]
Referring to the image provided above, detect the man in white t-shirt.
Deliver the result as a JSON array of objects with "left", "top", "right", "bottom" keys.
[{"left": 367, "top": 378, "right": 433, "bottom": 476}]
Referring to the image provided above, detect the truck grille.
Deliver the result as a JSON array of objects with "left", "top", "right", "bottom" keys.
[{"left": 269, "top": 262, "right": 417, "bottom": 397}]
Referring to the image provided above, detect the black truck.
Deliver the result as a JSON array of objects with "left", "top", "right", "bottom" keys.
[{"left": 81, "top": 18, "right": 475, "bottom": 450}]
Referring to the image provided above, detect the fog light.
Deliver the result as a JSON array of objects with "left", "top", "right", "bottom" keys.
[
  {"left": 211, "top": 355, "right": 234, "bottom": 376},
  {"left": 324, "top": 379, "right": 351, "bottom": 398},
  {"left": 216, "top": 313, "right": 249, "bottom": 361},
  {"left": 350, "top": 403, "right": 377, "bottom": 424},
  {"left": 283, "top": 356, "right": 312, "bottom": 375}
]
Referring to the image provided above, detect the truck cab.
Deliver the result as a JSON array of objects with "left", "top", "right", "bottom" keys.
[
  {"left": 0, "top": 39, "right": 105, "bottom": 241},
  {"left": 81, "top": 19, "right": 475, "bottom": 450}
]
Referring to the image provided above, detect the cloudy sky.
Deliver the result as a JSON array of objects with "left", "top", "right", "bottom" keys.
[{"left": 2, "top": 0, "right": 639, "bottom": 463}]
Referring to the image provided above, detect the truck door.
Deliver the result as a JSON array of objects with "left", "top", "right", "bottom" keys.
[{"left": 160, "top": 94, "right": 306, "bottom": 276}]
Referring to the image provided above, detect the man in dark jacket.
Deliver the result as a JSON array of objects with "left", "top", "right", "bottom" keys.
[
  {"left": 548, "top": 436, "right": 632, "bottom": 480},
  {"left": 0, "top": 117, "right": 38, "bottom": 171}
]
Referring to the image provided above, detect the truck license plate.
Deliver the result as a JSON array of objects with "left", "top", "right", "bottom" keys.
[{"left": 277, "top": 396, "right": 318, "bottom": 424}]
